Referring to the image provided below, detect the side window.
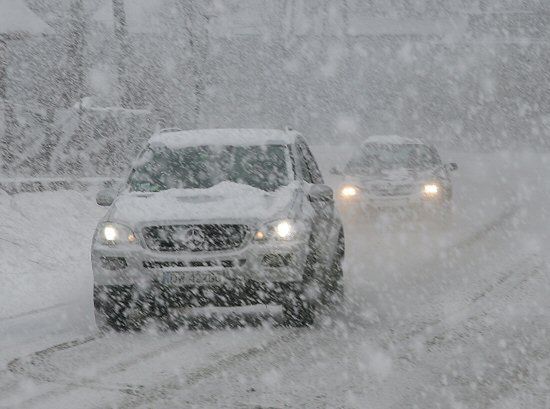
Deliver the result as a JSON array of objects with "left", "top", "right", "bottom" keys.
[
  {"left": 430, "top": 147, "right": 442, "bottom": 165},
  {"left": 296, "top": 143, "right": 313, "bottom": 183},
  {"left": 297, "top": 139, "right": 324, "bottom": 184}
]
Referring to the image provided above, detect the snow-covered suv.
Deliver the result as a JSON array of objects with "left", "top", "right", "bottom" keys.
[
  {"left": 333, "top": 135, "right": 457, "bottom": 218},
  {"left": 92, "top": 129, "right": 344, "bottom": 329}
]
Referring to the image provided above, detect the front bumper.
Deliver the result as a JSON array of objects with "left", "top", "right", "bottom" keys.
[
  {"left": 94, "top": 280, "right": 302, "bottom": 312},
  {"left": 338, "top": 191, "right": 448, "bottom": 210},
  {"left": 91, "top": 240, "right": 308, "bottom": 288}
]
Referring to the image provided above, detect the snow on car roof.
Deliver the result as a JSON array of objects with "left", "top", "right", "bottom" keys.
[
  {"left": 362, "top": 135, "right": 425, "bottom": 146},
  {"left": 148, "top": 129, "right": 299, "bottom": 149}
]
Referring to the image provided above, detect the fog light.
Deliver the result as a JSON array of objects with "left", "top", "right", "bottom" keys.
[{"left": 100, "top": 257, "right": 128, "bottom": 271}]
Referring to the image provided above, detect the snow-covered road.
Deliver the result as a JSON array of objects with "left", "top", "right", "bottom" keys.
[{"left": 1, "top": 148, "right": 550, "bottom": 408}]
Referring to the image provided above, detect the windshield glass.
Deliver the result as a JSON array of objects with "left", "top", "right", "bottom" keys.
[
  {"left": 128, "top": 144, "right": 290, "bottom": 192},
  {"left": 345, "top": 143, "right": 440, "bottom": 173}
]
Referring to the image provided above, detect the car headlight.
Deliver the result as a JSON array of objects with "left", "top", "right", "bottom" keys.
[
  {"left": 423, "top": 183, "right": 440, "bottom": 197},
  {"left": 253, "top": 219, "right": 305, "bottom": 241},
  {"left": 96, "top": 222, "right": 137, "bottom": 245},
  {"left": 340, "top": 185, "right": 359, "bottom": 198}
]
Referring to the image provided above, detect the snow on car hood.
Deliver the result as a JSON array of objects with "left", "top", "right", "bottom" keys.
[{"left": 107, "top": 181, "right": 298, "bottom": 225}]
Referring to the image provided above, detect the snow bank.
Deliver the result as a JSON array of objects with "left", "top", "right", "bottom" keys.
[{"left": 0, "top": 190, "right": 105, "bottom": 363}]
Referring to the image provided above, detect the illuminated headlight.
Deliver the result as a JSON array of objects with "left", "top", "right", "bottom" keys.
[
  {"left": 340, "top": 185, "right": 359, "bottom": 198},
  {"left": 275, "top": 220, "right": 293, "bottom": 238},
  {"left": 254, "top": 220, "right": 304, "bottom": 241},
  {"left": 423, "top": 183, "right": 440, "bottom": 196},
  {"left": 96, "top": 222, "right": 137, "bottom": 245}
]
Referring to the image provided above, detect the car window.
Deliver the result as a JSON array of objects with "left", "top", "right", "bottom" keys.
[
  {"left": 295, "top": 143, "right": 313, "bottom": 183},
  {"left": 345, "top": 143, "right": 441, "bottom": 173},
  {"left": 128, "top": 144, "right": 290, "bottom": 192},
  {"left": 297, "top": 140, "right": 324, "bottom": 184}
]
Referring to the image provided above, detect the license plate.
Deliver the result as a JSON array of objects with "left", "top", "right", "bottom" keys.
[{"left": 163, "top": 270, "right": 225, "bottom": 286}]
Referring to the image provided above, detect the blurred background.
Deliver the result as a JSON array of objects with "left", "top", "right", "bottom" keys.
[{"left": 2, "top": 0, "right": 550, "bottom": 178}]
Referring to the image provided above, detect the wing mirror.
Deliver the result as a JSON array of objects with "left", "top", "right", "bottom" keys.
[
  {"left": 445, "top": 162, "right": 458, "bottom": 172},
  {"left": 96, "top": 188, "right": 117, "bottom": 206},
  {"left": 308, "top": 184, "right": 334, "bottom": 203}
]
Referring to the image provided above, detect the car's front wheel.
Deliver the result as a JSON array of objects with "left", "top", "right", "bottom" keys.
[
  {"left": 94, "top": 286, "right": 144, "bottom": 331},
  {"left": 324, "top": 231, "right": 345, "bottom": 306},
  {"left": 282, "top": 290, "right": 315, "bottom": 327}
]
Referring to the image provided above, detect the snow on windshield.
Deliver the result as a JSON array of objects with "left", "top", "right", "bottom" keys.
[{"left": 129, "top": 144, "right": 290, "bottom": 192}]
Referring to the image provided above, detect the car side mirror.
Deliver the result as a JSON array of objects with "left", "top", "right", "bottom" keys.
[
  {"left": 445, "top": 163, "right": 458, "bottom": 172},
  {"left": 96, "top": 188, "right": 117, "bottom": 206},
  {"left": 330, "top": 167, "right": 342, "bottom": 176},
  {"left": 308, "top": 184, "right": 334, "bottom": 204}
]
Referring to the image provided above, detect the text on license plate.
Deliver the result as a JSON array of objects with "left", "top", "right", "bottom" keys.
[{"left": 163, "top": 270, "right": 225, "bottom": 286}]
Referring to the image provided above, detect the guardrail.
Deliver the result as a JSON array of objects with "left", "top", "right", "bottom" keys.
[{"left": 0, "top": 177, "right": 123, "bottom": 195}]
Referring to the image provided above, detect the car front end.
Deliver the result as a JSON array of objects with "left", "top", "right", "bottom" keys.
[
  {"left": 92, "top": 196, "right": 314, "bottom": 325},
  {"left": 337, "top": 178, "right": 449, "bottom": 212}
]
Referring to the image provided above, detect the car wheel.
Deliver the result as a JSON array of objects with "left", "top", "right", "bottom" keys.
[
  {"left": 95, "top": 303, "right": 135, "bottom": 332},
  {"left": 283, "top": 245, "right": 318, "bottom": 327},
  {"left": 436, "top": 202, "right": 454, "bottom": 228},
  {"left": 325, "top": 231, "right": 345, "bottom": 306},
  {"left": 282, "top": 291, "right": 315, "bottom": 327},
  {"left": 94, "top": 287, "right": 141, "bottom": 332}
]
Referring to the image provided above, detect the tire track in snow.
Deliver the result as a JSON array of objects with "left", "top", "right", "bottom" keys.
[
  {"left": 112, "top": 330, "right": 303, "bottom": 409},
  {"left": 395, "top": 253, "right": 543, "bottom": 351},
  {"left": 0, "top": 302, "right": 75, "bottom": 323},
  {"left": 381, "top": 255, "right": 546, "bottom": 409},
  {"left": 340, "top": 203, "right": 520, "bottom": 329},
  {"left": 6, "top": 325, "right": 297, "bottom": 408},
  {"left": 6, "top": 331, "right": 216, "bottom": 407}
]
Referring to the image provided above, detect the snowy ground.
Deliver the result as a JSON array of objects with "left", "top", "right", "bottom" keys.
[{"left": 1, "top": 147, "right": 550, "bottom": 408}]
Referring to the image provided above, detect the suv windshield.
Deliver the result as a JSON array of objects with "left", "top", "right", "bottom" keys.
[
  {"left": 345, "top": 143, "right": 440, "bottom": 173},
  {"left": 128, "top": 144, "right": 290, "bottom": 192}
]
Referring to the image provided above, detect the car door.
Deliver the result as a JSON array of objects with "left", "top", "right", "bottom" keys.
[{"left": 295, "top": 138, "right": 337, "bottom": 265}]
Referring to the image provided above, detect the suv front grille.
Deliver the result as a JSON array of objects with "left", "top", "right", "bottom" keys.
[{"left": 142, "top": 224, "right": 250, "bottom": 252}]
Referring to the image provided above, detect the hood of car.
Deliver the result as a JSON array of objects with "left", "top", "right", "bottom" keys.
[{"left": 107, "top": 181, "right": 298, "bottom": 226}]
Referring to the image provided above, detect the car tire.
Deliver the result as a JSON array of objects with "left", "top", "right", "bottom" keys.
[
  {"left": 94, "top": 287, "right": 141, "bottom": 332},
  {"left": 325, "top": 231, "right": 345, "bottom": 306},
  {"left": 282, "top": 291, "right": 315, "bottom": 327},
  {"left": 437, "top": 202, "right": 454, "bottom": 228},
  {"left": 283, "top": 244, "right": 318, "bottom": 327},
  {"left": 95, "top": 303, "right": 134, "bottom": 332}
]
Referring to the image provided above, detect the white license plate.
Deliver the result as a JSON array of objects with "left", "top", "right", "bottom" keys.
[{"left": 163, "top": 270, "right": 225, "bottom": 286}]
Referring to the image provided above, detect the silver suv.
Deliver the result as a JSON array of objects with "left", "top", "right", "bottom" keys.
[{"left": 92, "top": 129, "right": 344, "bottom": 329}]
